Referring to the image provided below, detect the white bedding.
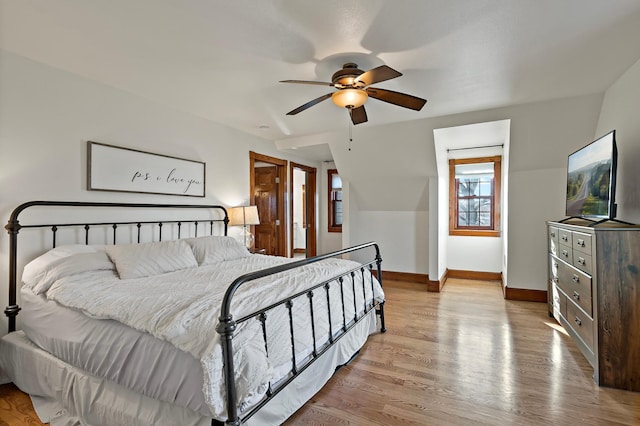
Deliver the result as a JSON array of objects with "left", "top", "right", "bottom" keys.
[
  {"left": 20, "top": 289, "right": 210, "bottom": 415},
  {"left": 26, "top": 250, "right": 384, "bottom": 420}
]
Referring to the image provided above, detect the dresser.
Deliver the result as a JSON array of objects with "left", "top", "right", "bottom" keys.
[{"left": 547, "top": 220, "right": 640, "bottom": 391}]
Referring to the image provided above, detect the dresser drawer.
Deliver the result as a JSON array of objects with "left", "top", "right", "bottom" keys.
[
  {"left": 558, "top": 244, "right": 573, "bottom": 264},
  {"left": 557, "top": 262, "right": 592, "bottom": 316},
  {"left": 573, "top": 252, "right": 593, "bottom": 274},
  {"left": 559, "top": 229, "right": 572, "bottom": 246},
  {"left": 566, "top": 302, "right": 594, "bottom": 351},
  {"left": 573, "top": 231, "right": 592, "bottom": 256}
]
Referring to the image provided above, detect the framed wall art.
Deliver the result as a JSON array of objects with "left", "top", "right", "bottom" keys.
[{"left": 87, "top": 141, "right": 206, "bottom": 197}]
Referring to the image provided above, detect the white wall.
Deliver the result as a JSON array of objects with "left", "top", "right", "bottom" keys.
[
  {"left": 349, "top": 210, "right": 429, "bottom": 274},
  {"left": 329, "top": 120, "right": 432, "bottom": 273},
  {"left": 428, "top": 177, "right": 441, "bottom": 281},
  {"left": 501, "top": 131, "right": 511, "bottom": 285},
  {"left": 436, "top": 160, "right": 449, "bottom": 281},
  {"left": 447, "top": 237, "right": 503, "bottom": 272},
  {"left": 595, "top": 57, "right": 640, "bottom": 223},
  {"left": 0, "top": 50, "right": 321, "bottom": 333},
  {"left": 507, "top": 167, "right": 565, "bottom": 289}
]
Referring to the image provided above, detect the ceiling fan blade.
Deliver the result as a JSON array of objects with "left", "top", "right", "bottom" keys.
[
  {"left": 280, "top": 79, "right": 334, "bottom": 87},
  {"left": 354, "top": 65, "right": 402, "bottom": 86},
  {"left": 366, "top": 87, "right": 427, "bottom": 111},
  {"left": 350, "top": 105, "right": 368, "bottom": 125},
  {"left": 286, "top": 93, "right": 333, "bottom": 115}
]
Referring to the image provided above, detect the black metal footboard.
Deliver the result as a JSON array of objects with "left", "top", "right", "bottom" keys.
[{"left": 216, "top": 241, "right": 386, "bottom": 425}]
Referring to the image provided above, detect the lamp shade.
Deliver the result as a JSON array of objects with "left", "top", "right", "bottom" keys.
[
  {"left": 331, "top": 88, "right": 368, "bottom": 109},
  {"left": 228, "top": 206, "right": 260, "bottom": 226}
]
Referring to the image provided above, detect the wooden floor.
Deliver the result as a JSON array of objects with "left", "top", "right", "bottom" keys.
[
  {"left": 2, "top": 278, "right": 640, "bottom": 425},
  {"left": 286, "top": 278, "right": 640, "bottom": 425}
]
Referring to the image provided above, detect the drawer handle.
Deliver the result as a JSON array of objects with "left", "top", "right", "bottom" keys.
[
  {"left": 577, "top": 239, "right": 585, "bottom": 247},
  {"left": 572, "top": 274, "right": 580, "bottom": 283},
  {"left": 574, "top": 317, "right": 582, "bottom": 327},
  {"left": 562, "top": 235, "right": 568, "bottom": 241},
  {"left": 578, "top": 257, "right": 585, "bottom": 265},
  {"left": 573, "top": 291, "right": 580, "bottom": 301},
  {"left": 550, "top": 232, "right": 556, "bottom": 238},
  {"left": 562, "top": 250, "right": 569, "bottom": 257}
]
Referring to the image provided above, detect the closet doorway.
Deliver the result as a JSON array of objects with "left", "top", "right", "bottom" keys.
[
  {"left": 290, "top": 162, "right": 317, "bottom": 258},
  {"left": 250, "top": 151, "right": 287, "bottom": 257}
]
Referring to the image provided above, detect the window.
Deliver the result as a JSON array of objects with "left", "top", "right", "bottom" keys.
[
  {"left": 328, "top": 169, "right": 342, "bottom": 232},
  {"left": 449, "top": 156, "right": 501, "bottom": 237}
]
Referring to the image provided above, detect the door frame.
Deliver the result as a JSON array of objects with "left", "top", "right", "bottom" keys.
[
  {"left": 289, "top": 162, "right": 317, "bottom": 258},
  {"left": 250, "top": 151, "right": 287, "bottom": 257}
]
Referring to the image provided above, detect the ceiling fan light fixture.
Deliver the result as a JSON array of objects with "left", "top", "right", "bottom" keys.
[
  {"left": 281, "top": 62, "right": 426, "bottom": 124},
  {"left": 331, "top": 88, "right": 368, "bottom": 109}
]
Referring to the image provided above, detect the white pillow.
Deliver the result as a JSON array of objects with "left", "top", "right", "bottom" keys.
[
  {"left": 185, "top": 236, "right": 250, "bottom": 265},
  {"left": 22, "top": 244, "right": 102, "bottom": 288},
  {"left": 106, "top": 240, "right": 198, "bottom": 279},
  {"left": 30, "top": 251, "right": 115, "bottom": 295}
]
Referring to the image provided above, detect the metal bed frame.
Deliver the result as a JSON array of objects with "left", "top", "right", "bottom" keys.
[{"left": 4, "top": 201, "right": 386, "bottom": 425}]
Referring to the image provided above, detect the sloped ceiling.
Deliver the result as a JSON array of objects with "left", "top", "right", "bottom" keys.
[{"left": 2, "top": 1, "right": 640, "bottom": 161}]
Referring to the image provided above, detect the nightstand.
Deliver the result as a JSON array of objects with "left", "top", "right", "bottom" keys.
[{"left": 249, "top": 248, "right": 266, "bottom": 254}]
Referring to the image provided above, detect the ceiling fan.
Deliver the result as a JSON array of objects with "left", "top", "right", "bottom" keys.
[{"left": 280, "top": 62, "right": 427, "bottom": 125}]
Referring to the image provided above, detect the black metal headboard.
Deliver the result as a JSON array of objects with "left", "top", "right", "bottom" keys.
[{"left": 4, "top": 201, "right": 229, "bottom": 333}]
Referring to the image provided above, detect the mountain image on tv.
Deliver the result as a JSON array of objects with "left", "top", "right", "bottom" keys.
[{"left": 566, "top": 161, "right": 611, "bottom": 216}]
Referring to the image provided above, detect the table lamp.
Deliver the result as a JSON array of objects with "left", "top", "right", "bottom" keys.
[{"left": 228, "top": 206, "right": 260, "bottom": 249}]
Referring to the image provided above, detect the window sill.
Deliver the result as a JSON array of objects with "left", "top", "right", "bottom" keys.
[{"left": 449, "top": 229, "right": 500, "bottom": 237}]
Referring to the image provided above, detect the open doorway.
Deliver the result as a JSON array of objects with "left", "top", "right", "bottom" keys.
[
  {"left": 290, "top": 162, "right": 317, "bottom": 258},
  {"left": 250, "top": 151, "right": 287, "bottom": 257}
]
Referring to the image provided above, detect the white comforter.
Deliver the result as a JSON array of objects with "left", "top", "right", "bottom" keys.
[{"left": 41, "top": 254, "right": 384, "bottom": 418}]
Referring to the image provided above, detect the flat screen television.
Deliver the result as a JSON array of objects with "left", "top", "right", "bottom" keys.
[{"left": 565, "top": 130, "right": 617, "bottom": 220}]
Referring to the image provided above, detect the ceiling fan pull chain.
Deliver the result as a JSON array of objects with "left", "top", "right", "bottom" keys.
[{"left": 348, "top": 110, "right": 353, "bottom": 151}]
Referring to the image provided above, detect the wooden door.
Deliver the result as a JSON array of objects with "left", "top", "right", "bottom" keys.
[
  {"left": 250, "top": 151, "right": 287, "bottom": 257},
  {"left": 254, "top": 166, "right": 278, "bottom": 254}
]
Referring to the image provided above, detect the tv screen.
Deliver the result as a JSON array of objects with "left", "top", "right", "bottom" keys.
[{"left": 565, "top": 130, "right": 617, "bottom": 219}]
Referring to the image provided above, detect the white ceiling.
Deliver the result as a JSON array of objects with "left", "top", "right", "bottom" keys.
[{"left": 2, "top": 1, "right": 640, "bottom": 161}]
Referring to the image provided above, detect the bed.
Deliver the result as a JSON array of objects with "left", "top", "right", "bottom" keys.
[{"left": 0, "top": 201, "right": 386, "bottom": 425}]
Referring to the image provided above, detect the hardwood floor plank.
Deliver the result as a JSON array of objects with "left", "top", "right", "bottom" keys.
[
  {"left": 0, "top": 383, "right": 42, "bottom": 425},
  {"left": 1, "top": 278, "right": 639, "bottom": 425}
]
